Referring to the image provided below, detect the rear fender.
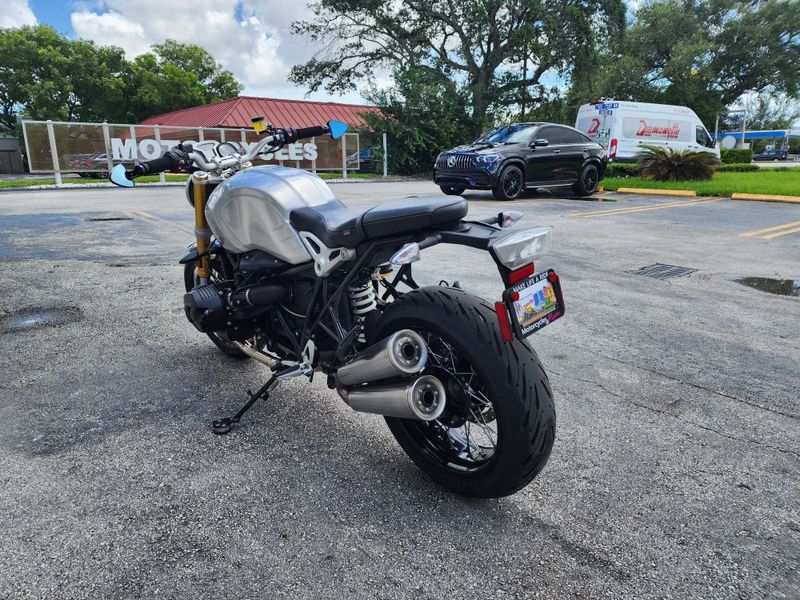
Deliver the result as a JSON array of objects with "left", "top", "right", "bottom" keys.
[{"left": 418, "top": 220, "right": 526, "bottom": 286}]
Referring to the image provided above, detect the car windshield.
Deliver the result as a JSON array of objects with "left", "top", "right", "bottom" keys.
[{"left": 476, "top": 124, "right": 537, "bottom": 144}]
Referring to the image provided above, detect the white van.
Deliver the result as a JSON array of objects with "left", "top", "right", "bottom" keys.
[{"left": 575, "top": 100, "right": 719, "bottom": 162}]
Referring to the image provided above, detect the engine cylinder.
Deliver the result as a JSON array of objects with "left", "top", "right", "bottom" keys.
[
  {"left": 342, "top": 375, "right": 446, "bottom": 421},
  {"left": 336, "top": 329, "right": 428, "bottom": 386}
]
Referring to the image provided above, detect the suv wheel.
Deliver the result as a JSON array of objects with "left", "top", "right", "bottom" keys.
[
  {"left": 440, "top": 185, "right": 466, "bottom": 195},
  {"left": 572, "top": 164, "right": 600, "bottom": 196},
  {"left": 492, "top": 164, "right": 524, "bottom": 200}
]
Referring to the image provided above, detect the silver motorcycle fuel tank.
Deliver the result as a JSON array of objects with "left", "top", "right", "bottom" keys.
[{"left": 205, "top": 165, "right": 337, "bottom": 264}]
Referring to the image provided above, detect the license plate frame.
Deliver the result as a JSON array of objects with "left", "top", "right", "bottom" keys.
[{"left": 503, "top": 269, "right": 565, "bottom": 338}]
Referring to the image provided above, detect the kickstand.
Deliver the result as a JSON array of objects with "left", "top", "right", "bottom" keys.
[{"left": 212, "top": 373, "right": 281, "bottom": 435}]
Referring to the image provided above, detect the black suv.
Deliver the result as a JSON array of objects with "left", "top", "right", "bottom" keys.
[{"left": 434, "top": 122, "right": 607, "bottom": 200}]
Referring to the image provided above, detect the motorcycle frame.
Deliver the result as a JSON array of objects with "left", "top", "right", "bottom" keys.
[{"left": 184, "top": 217, "right": 517, "bottom": 369}]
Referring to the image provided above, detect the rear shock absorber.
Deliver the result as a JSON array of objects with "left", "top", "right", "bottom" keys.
[{"left": 348, "top": 281, "right": 377, "bottom": 343}]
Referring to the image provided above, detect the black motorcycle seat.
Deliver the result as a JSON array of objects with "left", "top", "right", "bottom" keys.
[
  {"left": 289, "top": 200, "right": 365, "bottom": 247},
  {"left": 290, "top": 195, "right": 468, "bottom": 248}
]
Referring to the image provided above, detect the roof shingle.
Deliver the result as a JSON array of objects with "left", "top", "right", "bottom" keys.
[{"left": 139, "top": 96, "right": 380, "bottom": 129}]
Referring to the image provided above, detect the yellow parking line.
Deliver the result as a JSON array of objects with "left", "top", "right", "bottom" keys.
[
  {"left": 740, "top": 220, "right": 800, "bottom": 238},
  {"left": 134, "top": 210, "right": 157, "bottom": 221},
  {"left": 762, "top": 225, "right": 800, "bottom": 240},
  {"left": 572, "top": 198, "right": 719, "bottom": 219},
  {"left": 132, "top": 210, "right": 189, "bottom": 234},
  {"left": 572, "top": 197, "right": 712, "bottom": 217}
]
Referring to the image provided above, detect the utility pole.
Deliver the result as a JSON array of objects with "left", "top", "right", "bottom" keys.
[
  {"left": 520, "top": 50, "right": 528, "bottom": 120},
  {"left": 740, "top": 96, "right": 749, "bottom": 149}
]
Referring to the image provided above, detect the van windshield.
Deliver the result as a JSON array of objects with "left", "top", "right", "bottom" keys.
[{"left": 476, "top": 124, "right": 537, "bottom": 144}]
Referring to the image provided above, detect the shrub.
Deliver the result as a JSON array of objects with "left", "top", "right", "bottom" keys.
[
  {"left": 720, "top": 148, "right": 753, "bottom": 164},
  {"left": 637, "top": 146, "right": 719, "bottom": 181},
  {"left": 604, "top": 163, "right": 639, "bottom": 178},
  {"left": 716, "top": 163, "right": 760, "bottom": 172}
]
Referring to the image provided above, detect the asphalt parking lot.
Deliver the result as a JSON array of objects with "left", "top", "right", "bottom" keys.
[{"left": 1, "top": 181, "right": 798, "bottom": 599}]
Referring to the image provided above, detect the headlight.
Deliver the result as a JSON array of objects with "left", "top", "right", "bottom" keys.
[
  {"left": 473, "top": 153, "right": 501, "bottom": 172},
  {"left": 473, "top": 154, "right": 500, "bottom": 165},
  {"left": 491, "top": 226, "right": 553, "bottom": 269}
]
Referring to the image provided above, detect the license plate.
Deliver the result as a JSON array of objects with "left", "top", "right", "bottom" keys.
[{"left": 504, "top": 269, "right": 564, "bottom": 338}]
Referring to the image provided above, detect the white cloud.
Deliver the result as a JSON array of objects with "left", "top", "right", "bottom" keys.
[
  {"left": 70, "top": 11, "right": 150, "bottom": 56},
  {"left": 69, "top": 0, "right": 370, "bottom": 103},
  {"left": 0, "top": 0, "right": 37, "bottom": 28}
]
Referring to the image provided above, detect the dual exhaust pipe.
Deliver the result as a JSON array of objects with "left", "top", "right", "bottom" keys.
[{"left": 336, "top": 330, "right": 446, "bottom": 421}]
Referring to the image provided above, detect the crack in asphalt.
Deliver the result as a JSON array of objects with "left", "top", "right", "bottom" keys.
[
  {"left": 558, "top": 340, "right": 800, "bottom": 422},
  {"left": 549, "top": 369, "right": 800, "bottom": 458}
]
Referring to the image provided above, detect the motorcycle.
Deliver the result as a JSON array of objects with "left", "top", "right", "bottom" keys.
[{"left": 109, "top": 118, "right": 563, "bottom": 498}]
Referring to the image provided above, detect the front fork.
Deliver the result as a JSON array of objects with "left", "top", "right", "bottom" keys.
[{"left": 192, "top": 171, "right": 211, "bottom": 283}]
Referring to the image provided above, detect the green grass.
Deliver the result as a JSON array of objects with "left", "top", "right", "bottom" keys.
[
  {"left": 601, "top": 170, "right": 800, "bottom": 197},
  {"left": 0, "top": 174, "right": 188, "bottom": 189}
]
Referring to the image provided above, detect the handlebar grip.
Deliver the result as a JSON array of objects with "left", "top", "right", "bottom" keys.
[
  {"left": 131, "top": 155, "right": 175, "bottom": 177},
  {"left": 130, "top": 148, "right": 189, "bottom": 178},
  {"left": 286, "top": 125, "right": 329, "bottom": 142}
]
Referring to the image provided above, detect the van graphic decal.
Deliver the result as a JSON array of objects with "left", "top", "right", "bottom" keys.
[
  {"left": 587, "top": 118, "right": 601, "bottom": 135},
  {"left": 636, "top": 120, "right": 680, "bottom": 139}
]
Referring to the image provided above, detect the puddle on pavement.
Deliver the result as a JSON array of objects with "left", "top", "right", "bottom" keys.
[
  {"left": 1, "top": 307, "right": 82, "bottom": 333},
  {"left": 735, "top": 277, "right": 800, "bottom": 297}
]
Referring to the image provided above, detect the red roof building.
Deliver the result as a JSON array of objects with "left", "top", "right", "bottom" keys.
[{"left": 139, "top": 96, "right": 380, "bottom": 129}]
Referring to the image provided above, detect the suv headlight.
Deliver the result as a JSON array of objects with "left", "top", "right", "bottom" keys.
[{"left": 473, "top": 154, "right": 501, "bottom": 172}]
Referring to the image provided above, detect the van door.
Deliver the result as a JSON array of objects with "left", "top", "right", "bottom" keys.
[{"left": 692, "top": 124, "right": 718, "bottom": 156}]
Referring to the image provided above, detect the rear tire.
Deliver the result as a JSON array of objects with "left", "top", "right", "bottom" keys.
[
  {"left": 492, "top": 164, "right": 525, "bottom": 200},
  {"left": 572, "top": 164, "right": 600, "bottom": 196},
  {"left": 439, "top": 185, "right": 465, "bottom": 195},
  {"left": 373, "top": 286, "right": 556, "bottom": 497}
]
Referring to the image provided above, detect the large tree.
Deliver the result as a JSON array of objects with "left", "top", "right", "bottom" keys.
[
  {"left": 290, "top": 0, "right": 624, "bottom": 135},
  {"left": 0, "top": 26, "right": 243, "bottom": 131},
  {"left": 0, "top": 26, "right": 127, "bottom": 130},
  {"left": 584, "top": 0, "right": 800, "bottom": 125},
  {"left": 152, "top": 40, "right": 242, "bottom": 105}
]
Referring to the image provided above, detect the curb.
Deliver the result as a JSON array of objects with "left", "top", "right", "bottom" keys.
[
  {"left": 731, "top": 193, "right": 800, "bottom": 204},
  {"left": 615, "top": 187, "right": 696, "bottom": 197}
]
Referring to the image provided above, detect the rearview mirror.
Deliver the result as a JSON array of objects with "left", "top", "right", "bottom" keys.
[
  {"left": 328, "top": 120, "right": 348, "bottom": 140},
  {"left": 532, "top": 138, "right": 549, "bottom": 147},
  {"left": 109, "top": 164, "right": 133, "bottom": 188}
]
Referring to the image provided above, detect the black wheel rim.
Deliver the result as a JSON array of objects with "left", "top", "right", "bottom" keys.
[
  {"left": 584, "top": 168, "right": 598, "bottom": 191},
  {"left": 503, "top": 169, "right": 522, "bottom": 197},
  {"left": 401, "top": 331, "right": 499, "bottom": 473}
]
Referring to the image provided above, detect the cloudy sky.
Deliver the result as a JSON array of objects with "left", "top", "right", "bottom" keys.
[{"left": 2, "top": 0, "right": 371, "bottom": 104}]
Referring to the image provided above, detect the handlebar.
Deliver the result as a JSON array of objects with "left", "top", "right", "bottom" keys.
[
  {"left": 285, "top": 125, "right": 329, "bottom": 143},
  {"left": 111, "top": 123, "right": 332, "bottom": 185}
]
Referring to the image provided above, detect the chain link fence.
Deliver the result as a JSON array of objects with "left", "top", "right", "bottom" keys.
[{"left": 21, "top": 119, "right": 388, "bottom": 183}]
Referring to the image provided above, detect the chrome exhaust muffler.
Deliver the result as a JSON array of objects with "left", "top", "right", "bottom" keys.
[
  {"left": 336, "top": 329, "right": 428, "bottom": 386},
  {"left": 339, "top": 375, "right": 446, "bottom": 421}
]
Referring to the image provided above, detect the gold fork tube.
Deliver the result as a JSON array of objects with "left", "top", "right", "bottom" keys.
[{"left": 192, "top": 171, "right": 210, "bottom": 281}]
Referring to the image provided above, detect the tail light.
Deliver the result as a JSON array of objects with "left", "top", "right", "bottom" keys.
[{"left": 609, "top": 138, "right": 618, "bottom": 159}]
